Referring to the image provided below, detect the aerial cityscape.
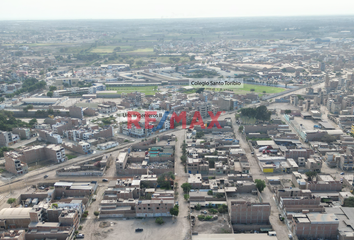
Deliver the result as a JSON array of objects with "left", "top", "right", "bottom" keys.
[{"left": 1, "top": 14, "right": 354, "bottom": 240}]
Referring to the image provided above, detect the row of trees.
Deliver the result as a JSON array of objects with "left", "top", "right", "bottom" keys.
[
  {"left": 6, "top": 78, "right": 46, "bottom": 98},
  {"left": 194, "top": 203, "right": 228, "bottom": 213},
  {"left": 0, "top": 110, "right": 37, "bottom": 131},
  {"left": 240, "top": 105, "right": 271, "bottom": 121},
  {"left": 180, "top": 140, "right": 187, "bottom": 164}
]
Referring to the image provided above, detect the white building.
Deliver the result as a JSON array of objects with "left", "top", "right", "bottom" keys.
[
  {"left": 78, "top": 141, "right": 91, "bottom": 153},
  {"left": 97, "top": 141, "right": 119, "bottom": 150}
]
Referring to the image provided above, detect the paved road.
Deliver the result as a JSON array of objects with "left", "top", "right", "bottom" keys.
[
  {"left": 174, "top": 129, "right": 191, "bottom": 240},
  {"left": 230, "top": 114, "right": 291, "bottom": 240},
  {"left": 0, "top": 128, "right": 185, "bottom": 191}
]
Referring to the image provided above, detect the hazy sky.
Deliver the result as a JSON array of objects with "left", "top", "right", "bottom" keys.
[{"left": 2, "top": 0, "right": 354, "bottom": 20}]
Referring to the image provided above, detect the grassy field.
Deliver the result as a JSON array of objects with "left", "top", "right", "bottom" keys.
[
  {"left": 233, "top": 84, "right": 286, "bottom": 94},
  {"left": 128, "top": 48, "right": 154, "bottom": 53},
  {"left": 66, "top": 154, "right": 77, "bottom": 160},
  {"left": 90, "top": 46, "right": 116, "bottom": 53},
  {"left": 106, "top": 86, "right": 157, "bottom": 95}
]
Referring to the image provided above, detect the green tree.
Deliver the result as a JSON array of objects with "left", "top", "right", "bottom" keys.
[
  {"left": 155, "top": 217, "right": 164, "bottom": 225},
  {"left": 157, "top": 172, "right": 175, "bottom": 190},
  {"left": 181, "top": 183, "right": 192, "bottom": 193},
  {"left": 0, "top": 147, "right": 13, "bottom": 157},
  {"left": 207, "top": 190, "right": 213, "bottom": 195},
  {"left": 195, "top": 204, "right": 201, "bottom": 210},
  {"left": 180, "top": 155, "right": 187, "bottom": 163},
  {"left": 47, "top": 91, "right": 53, "bottom": 98},
  {"left": 297, "top": 95, "right": 304, "bottom": 100},
  {"left": 208, "top": 208, "right": 218, "bottom": 214},
  {"left": 196, "top": 88, "right": 205, "bottom": 94},
  {"left": 0, "top": 97, "right": 4, "bottom": 102},
  {"left": 7, "top": 198, "right": 16, "bottom": 205},
  {"left": 47, "top": 108, "right": 54, "bottom": 114},
  {"left": 94, "top": 211, "right": 100, "bottom": 218},
  {"left": 29, "top": 118, "right": 37, "bottom": 126},
  {"left": 49, "top": 86, "right": 57, "bottom": 91},
  {"left": 238, "top": 126, "right": 244, "bottom": 132},
  {"left": 217, "top": 204, "right": 228, "bottom": 213},
  {"left": 344, "top": 197, "right": 354, "bottom": 207},
  {"left": 305, "top": 171, "right": 317, "bottom": 181},
  {"left": 136, "top": 60, "right": 144, "bottom": 66},
  {"left": 196, "top": 131, "right": 204, "bottom": 138},
  {"left": 184, "top": 194, "right": 189, "bottom": 201},
  {"left": 255, "top": 179, "right": 266, "bottom": 192},
  {"left": 170, "top": 205, "right": 179, "bottom": 216},
  {"left": 284, "top": 110, "right": 292, "bottom": 114}
]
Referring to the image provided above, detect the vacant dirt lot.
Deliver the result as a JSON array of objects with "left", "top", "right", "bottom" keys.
[
  {"left": 191, "top": 212, "right": 232, "bottom": 234},
  {"left": 85, "top": 217, "right": 189, "bottom": 240}
]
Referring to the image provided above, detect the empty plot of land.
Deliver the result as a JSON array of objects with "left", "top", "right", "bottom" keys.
[
  {"left": 191, "top": 212, "right": 232, "bottom": 234},
  {"left": 88, "top": 218, "right": 189, "bottom": 240}
]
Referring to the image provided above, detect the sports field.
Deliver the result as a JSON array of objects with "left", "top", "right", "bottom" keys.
[{"left": 233, "top": 84, "right": 286, "bottom": 94}]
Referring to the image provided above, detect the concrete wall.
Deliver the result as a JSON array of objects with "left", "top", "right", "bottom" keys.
[
  {"left": 306, "top": 181, "right": 342, "bottom": 192},
  {"left": 56, "top": 169, "right": 105, "bottom": 176},
  {"left": 230, "top": 201, "right": 271, "bottom": 224},
  {"left": 97, "top": 94, "right": 121, "bottom": 98},
  {"left": 235, "top": 183, "right": 257, "bottom": 193},
  {"left": 232, "top": 224, "right": 272, "bottom": 232}
]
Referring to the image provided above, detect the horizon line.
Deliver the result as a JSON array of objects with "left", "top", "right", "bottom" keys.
[{"left": 1, "top": 14, "right": 354, "bottom": 21}]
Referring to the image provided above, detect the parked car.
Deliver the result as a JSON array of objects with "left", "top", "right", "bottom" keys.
[
  {"left": 76, "top": 233, "right": 85, "bottom": 238},
  {"left": 43, "top": 175, "right": 48, "bottom": 179},
  {"left": 135, "top": 228, "right": 143, "bottom": 232},
  {"left": 102, "top": 179, "right": 108, "bottom": 182},
  {"left": 340, "top": 172, "right": 345, "bottom": 175}
]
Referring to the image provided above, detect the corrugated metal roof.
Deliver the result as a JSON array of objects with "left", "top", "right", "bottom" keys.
[{"left": 0, "top": 208, "right": 32, "bottom": 219}]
